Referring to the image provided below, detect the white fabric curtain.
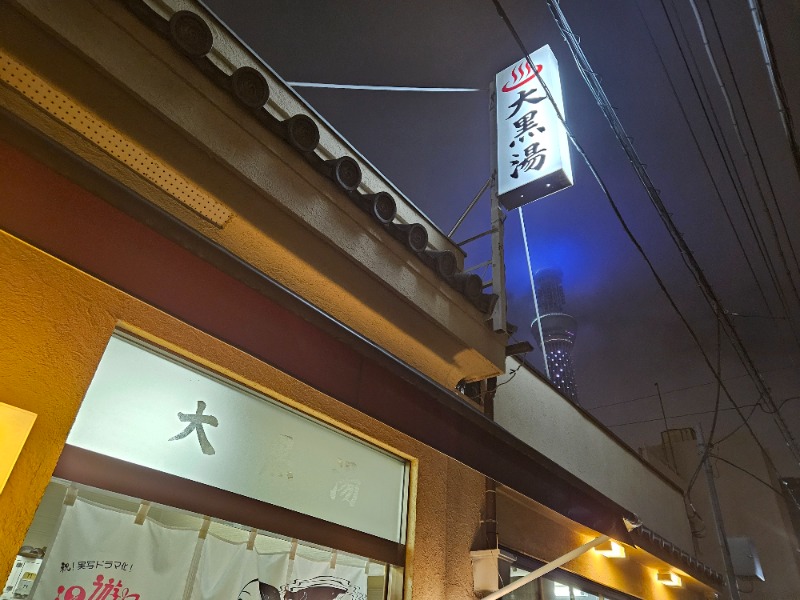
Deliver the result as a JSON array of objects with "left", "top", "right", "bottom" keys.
[
  {"left": 190, "top": 535, "right": 289, "bottom": 600},
  {"left": 32, "top": 497, "right": 368, "bottom": 600},
  {"left": 33, "top": 498, "right": 198, "bottom": 600}
]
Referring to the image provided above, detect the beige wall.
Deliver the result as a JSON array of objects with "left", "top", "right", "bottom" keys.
[
  {"left": 494, "top": 358, "right": 694, "bottom": 552},
  {"left": 0, "top": 230, "right": 485, "bottom": 600}
]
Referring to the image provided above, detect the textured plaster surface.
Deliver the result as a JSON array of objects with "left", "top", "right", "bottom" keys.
[{"left": 0, "top": 230, "right": 483, "bottom": 599}]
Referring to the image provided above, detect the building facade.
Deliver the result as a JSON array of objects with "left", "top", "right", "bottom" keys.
[{"left": 2, "top": 1, "right": 723, "bottom": 599}]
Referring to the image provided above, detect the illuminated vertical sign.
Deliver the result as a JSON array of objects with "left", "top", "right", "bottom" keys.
[{"left": 494, "top": 45, "right": 572, "bottom": 209}]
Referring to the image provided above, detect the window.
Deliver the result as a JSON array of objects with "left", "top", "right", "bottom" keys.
[
  {"left": 5, "top": 331, "right": 410, "bottom": 600},
  {"left": 7, "top": 479, "right": 389, "bottom": 600}
]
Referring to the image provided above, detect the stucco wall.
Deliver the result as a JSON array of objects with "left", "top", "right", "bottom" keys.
[
  {"left": 0, "top": 229, "right": 484, "bottom": 599},
  {"left": 494, "top": 358, "right": 693, "bottom": 552}
]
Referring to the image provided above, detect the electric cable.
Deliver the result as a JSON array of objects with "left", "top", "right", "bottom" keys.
[
  {"left": 487, "top": 0, "right": 780, "bottom": 467},
  {"left": 587, "top": 364, "right": 795, "bottom": 411},
  {"left": 684, "top": 317, "right": 723, "bottom": 498},
  {"left": 662, "top": 0, "right": 790, "bottom": 326},
  {"left": 697, "top": 0, "right": 800, "bottom": 302},
  {"left": 713, "top": 402, "right": 761, "bottom": 448},
  {"left": 711, "top": 454, "right": 783, "bottom": 496},
  {"left": 605, "top": 403, "right": 758, "bottom": 429},
  {"left": 665, "top": 0, "right": 800, "bottom": 407},
  {"left": 642, "top": 0, "right": 800, "bottom": 453},
  {"left": 712, "top": 394, "right": 798, "bottom": 443},
  {"left": 774, "top": 395, "right": 800, "bottom": 413},
  {"left": 661, "top": 0, "right": 800, "bottom": 391},
  {"left": 749, "top": 0, "right": 800, "bottom": 195},
  {"left": 542, "top": 0, "right": 800, "bottom": 466},
  {"left": 634, "top": 0, "right": 796, "bottom": 356}
]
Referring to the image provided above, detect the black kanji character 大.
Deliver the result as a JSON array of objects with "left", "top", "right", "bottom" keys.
[{"left": 506, "top": 89, "right": 546, "bottom": 120}]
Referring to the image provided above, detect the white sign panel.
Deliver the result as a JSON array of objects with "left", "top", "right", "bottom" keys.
[
  {"left": 495, "top": 44, "right": 573, "bottom": 209},
  {"left": 67, "top": 334, "right": 408, "bottom": 543}
]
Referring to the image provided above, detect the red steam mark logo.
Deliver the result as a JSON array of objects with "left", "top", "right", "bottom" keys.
[{"left": 501, "top": 61, "right": 543, "bottom": 92}]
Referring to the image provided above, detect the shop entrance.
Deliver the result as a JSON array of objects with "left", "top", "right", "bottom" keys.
[{"left": 4, "top": 331, "right": 409, "bottom": 600}]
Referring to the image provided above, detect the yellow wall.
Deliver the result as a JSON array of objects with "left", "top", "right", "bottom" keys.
[{"left": 0, "top": 229, "right": 485, "bottom": 599}]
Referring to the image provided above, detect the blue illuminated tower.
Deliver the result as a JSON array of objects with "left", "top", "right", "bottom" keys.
[{"left": 531, "top": 269, "right": 579, "bottom": 405}]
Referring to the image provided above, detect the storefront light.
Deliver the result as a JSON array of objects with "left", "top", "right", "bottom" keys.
[
  {"left": 0, "top": 402, "right": 37, "bottom": 493},
  {"left": 553, "top": 582, "right": 571, "bottom": 597},
  {"left": 593, "top": 540, "right": 625, "bottom": 558},
  {"left": 656, "top": 570, "right": 682, "bottom": 587}
]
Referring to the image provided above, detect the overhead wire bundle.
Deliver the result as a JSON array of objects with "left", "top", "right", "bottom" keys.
[{"left": 488, "top": 0, "right": 800, "bottom": 469}]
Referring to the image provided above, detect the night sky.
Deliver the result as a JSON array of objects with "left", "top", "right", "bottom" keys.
[{"left": 200, "top": 0, "right": 800, "bottom": 476}]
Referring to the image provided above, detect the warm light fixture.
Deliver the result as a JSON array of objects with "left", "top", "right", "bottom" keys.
[
  {"left": 657, "top": 571, "right": 682, "bottom": 587},
  {"left": 594, "top": 540, "right": 626, "bottom": 558},
  {"left": 0, "top": 402, "right": 37, "bottom": 493}
]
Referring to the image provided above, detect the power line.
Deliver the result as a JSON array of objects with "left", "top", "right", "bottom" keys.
[
  {"left": 748, "top": 0, "right": 800, "bottom": 195},
  {"left": 696, "top": 0, "right": 800, "bottom": 303},
  {"left": 542, "top": 0, "right": 800, "bottom": 466},
  {"left": 712, "top": 454, "right": 783, "bottom": 497},
  {"left": 489, "top": 0, "right": 798, "bottom": 468},
  {"left": 286, "top": 82, "right": 481, "bottom": 92},
  {"left": 586, "top": 364, "right": 796, "bottom": 411},
  {"left": 605, "top": 403, "right": 758, "bottom": 429},
  {"left": 714, "top": 395, "right": 798, "bottom": 443},
  {"left": 644, "top": 0, "right": 800, "bottom": 395},
  {"left": 661, "top": 0, "right": 791, "bottom": 327},
  {"left": 488, "top": 0, "right": 775, "bottom": 468},
  {"left": 685, "top": 318, "right": 723, "bottom": 497},
  {"left": 633, "top": 1, "right": 776, "bottom": 330},
  {"left": 660, "top": 0, "right": 800, "bottom": 373},
  {"left": 604, "top": 393, "right": 799, "bottom": 437},
  {"left": 713, "top": 402, "right": 760, "bottom": 447}
]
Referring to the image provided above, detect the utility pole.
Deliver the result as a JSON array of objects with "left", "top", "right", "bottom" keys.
[{"left": 697, "top": 425, "right": 740, "bottom": 600}]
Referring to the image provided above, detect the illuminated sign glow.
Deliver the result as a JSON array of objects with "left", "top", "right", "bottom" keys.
[
  {"left": 0, "top": 402, "right": 37, "bottom": 493},
  {"left": 494, "top": 45, "right": 573, "bottom": 209}
]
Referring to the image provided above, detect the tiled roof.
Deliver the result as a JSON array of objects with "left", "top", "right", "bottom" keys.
[{"left": 123, "top": 1, "right": 499, "bottom": 316}]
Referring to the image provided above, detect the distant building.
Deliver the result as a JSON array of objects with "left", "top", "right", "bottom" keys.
[
  {"left": 531, "top": 268, "right": 580, "bottom": 404},
  {"left": 641, "top": 427, "right": 800, "bottom": 598}
]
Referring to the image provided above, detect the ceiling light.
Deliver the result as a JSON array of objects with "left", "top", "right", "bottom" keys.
[
  {"left": 656, "top": 571, "right": 682, "bottom": 587},
  {"left": 594, "top": 540, "right": 625, "bottom": 558}
]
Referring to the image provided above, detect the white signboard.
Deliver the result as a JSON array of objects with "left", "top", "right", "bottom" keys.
[
  {"left": 494, "top": 44, "right": 573, "bottom": 209},
  {"left": 67, "top": 334, "right": 408, "bottom": 543}
]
